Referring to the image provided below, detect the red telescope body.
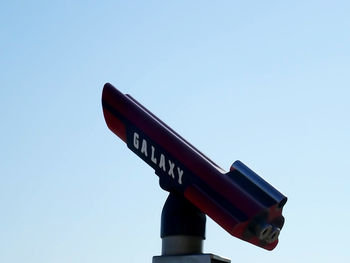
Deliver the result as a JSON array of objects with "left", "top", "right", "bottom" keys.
[{"left": 102, "top": 83, "right": 287, "bottom": 250}]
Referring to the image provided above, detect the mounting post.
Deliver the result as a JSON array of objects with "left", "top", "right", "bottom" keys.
[{"left": 152, "top": 192, "right": 231, "bottom": 263}]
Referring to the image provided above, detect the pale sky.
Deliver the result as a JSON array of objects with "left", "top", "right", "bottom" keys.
[{"left": 1, "top": 1, "right": 350, "bottom": 262}]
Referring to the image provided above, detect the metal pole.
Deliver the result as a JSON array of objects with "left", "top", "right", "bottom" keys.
[{"left": 152, "top": 193, "right": 231, "bottom": 263}]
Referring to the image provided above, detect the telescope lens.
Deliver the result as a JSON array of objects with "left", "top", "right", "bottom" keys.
[
  {"left": 258, "top": 224, "right": 272, "bottom": 240},
  {"left": 267, "top": 227, "right": 280, "bottom": 243}
]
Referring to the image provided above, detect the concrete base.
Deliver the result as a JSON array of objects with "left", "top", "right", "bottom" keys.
[{"left": 152, "top": 253, "right": 231, "bottom": 263}]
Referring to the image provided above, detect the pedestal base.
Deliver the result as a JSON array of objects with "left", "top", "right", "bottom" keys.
[{"left": 152, "top": 253, "right": 231, "bottom": 263}]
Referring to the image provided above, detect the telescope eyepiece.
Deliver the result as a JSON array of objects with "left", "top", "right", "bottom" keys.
[
  {"left": 267, "top": 227, "right": 280, "bottom": 244},
  {"left": 258, "top": 224, "right": 273, "bottom": 240}
]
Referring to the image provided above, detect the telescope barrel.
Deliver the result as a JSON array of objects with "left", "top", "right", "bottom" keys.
[{"left": 102, "top": 83, "right": 287, "bottom": 250}]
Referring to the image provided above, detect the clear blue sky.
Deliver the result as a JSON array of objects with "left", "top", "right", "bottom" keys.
[{"left": 1, "top": 1, "right": 349, "bottom": 262}]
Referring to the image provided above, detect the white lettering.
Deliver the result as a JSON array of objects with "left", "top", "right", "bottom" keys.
[
  {"left": 141, "top": 139, "right": 148, "bottom": 157},
  {"left": 168, "top": 160, "right": 175, "bottom": 178},
  {"left": 177, "top": 167, "right": 183, "bottom": 185},
  {"left": 133, "top": 132, "right": 139, "bottom": 149},
  {"left": 132, "top": 134, "right": 184, "bottom": 185},
  {"left": 151, "top": 146, "right": 157, "bottom": 164},
  {"left": 159, "top": 154, "right": 166, "bottom": 172}
]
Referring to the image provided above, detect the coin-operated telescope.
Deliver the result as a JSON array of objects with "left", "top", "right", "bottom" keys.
[{"left": 102, "top": 83, "right": 287, "bottom": 263}]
